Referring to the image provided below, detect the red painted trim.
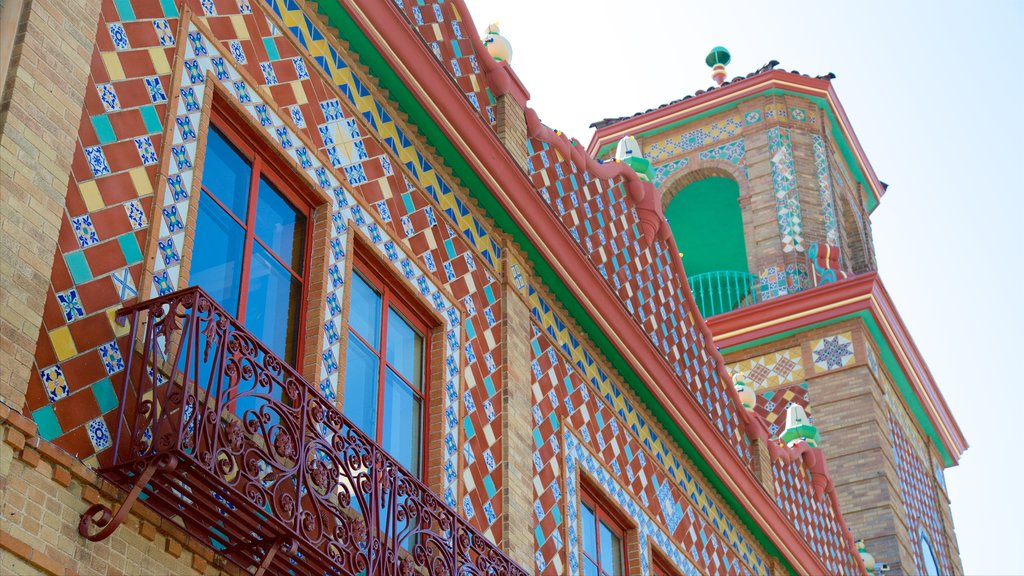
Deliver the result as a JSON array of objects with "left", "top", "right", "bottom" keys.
[
  {"left": 341, "top": 1, "right": 850, "bottom": 571},
  {"left": 351, "top": 247, "right": 435, "bottom": 482},
  {"left": 579, "top": 479, "right": 633, "bottom": 576},
  {"left": 707, "top": 273, "right": 967, "bottom": 461},
  {"left": 586, "top": 69, "right": 885, "bottom": 205}
]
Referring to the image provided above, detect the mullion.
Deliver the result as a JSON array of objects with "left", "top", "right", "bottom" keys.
[
  {"left": 200, "top": 185, "right": 247, "bottom": 228},
  {"left": 235, "top": 158, "right": 261, "bottom": 324},
  {"left": 374, "top": 288, "right": 391, "bottom": 443},
  {"left": 383, "top": 358, "right": 421, "bottom": 397}
]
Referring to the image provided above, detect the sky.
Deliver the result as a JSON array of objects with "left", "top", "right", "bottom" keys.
[{"left": 463, "top": 1, "right": 1023, "bottom": 573}]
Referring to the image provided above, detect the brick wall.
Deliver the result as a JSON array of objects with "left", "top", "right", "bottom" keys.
[
  {"left": 0, "top": 403, "right": 231, "bottom": 575},
  {"left": 0, "top": 0, "right": 101, "bottom": 410}
]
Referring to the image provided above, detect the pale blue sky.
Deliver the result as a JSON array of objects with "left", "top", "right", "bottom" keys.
[{"left": 465, "top": 1, "right": 1023, "bottom": 573}]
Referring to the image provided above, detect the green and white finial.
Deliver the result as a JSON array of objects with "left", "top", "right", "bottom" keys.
[
  {"left": 706, "top": 46, "right": 731, "bottom": 86},
  {"left": 857, "top": 539, "right": 876, "bottom": 574},
  {"left": 614, "top": 136, "right": 654, "bottom": 182},
  {"left": 483, "top": 23, "right": 512, "bottom": 63},
  {"left": 779, "top": 403, "right": 820, "bottom": 447},
  {"left": 732, "top": 372, "right": 756, "bottom": 410}
]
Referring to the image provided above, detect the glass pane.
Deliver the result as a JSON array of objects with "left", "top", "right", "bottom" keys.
[
  {"left": 382, "top": 367, "right": 421, "bottom": 475},
  {"left": 581, "top": 504, "right": 597, "bottom": 558},
  {"left": 349, "top": 273, "right": 381, "bottom": 349},
  {"left": 583, "top": 559, "right": 599, "bottom": 576},
  {"left": 203, "top": 127, "right": 252, "bottom": 220},
  {"left": 599, "top": 521, "right": 622, "bottom": 575},
  {"left": 386, "top": 307, "right": 423, "bottom": 389},
  {"left": 246, "top": 243, "right": 302, "bottom": 365},
  {"left": 343, "top": 336, "right": 379, "bottom": 437},
  {"left": 254, "top": 176, "right": 306, "bottom": 273},
  {"left": 190, "top": 192, "right": 245, "bottom": 316}
]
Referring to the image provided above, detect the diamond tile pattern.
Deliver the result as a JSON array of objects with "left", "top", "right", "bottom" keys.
[{"left": 24, "top": 0, "right": 864, "bottom": 572}]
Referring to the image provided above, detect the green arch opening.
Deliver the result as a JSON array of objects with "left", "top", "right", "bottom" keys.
[{"left": 665, "top": 176, "right": 747, "bottom": 276}]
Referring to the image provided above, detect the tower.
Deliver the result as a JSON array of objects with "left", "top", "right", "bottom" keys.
[{"left": 590, "top": 54, "right": 967, "bottom": 576}]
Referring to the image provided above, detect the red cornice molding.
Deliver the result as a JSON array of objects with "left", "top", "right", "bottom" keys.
[
  {"left": 708, "top": 273, "right": 967, "bottom": 462},
  {"left": 340, "top": 1, "right": 844, "bottom": 571},
  {"left": 586, "top": 70, "right": 885, "bottom": 205}
]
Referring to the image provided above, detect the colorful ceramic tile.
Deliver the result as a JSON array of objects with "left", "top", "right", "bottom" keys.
[{"left": 811, "top": 332, "right": 855, "bottom": 371}]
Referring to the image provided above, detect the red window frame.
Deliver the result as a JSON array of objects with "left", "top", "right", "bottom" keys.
[
  {"left": 651, "top": 550, "right": 681, "bottom": 576},
  {"left": 580, "top": 481, "right": 631, "bottom": 576},
  {"left": 199, "top": 100, "right": 317, "bottom": 366},
  {"left": 347, "top": 247, "right": 434, "bottom": 479}
]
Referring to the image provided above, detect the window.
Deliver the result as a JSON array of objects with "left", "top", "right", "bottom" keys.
[
  {"left": 343, "top": 251, "right": 431, "bottom": 477},
  {"left": 189, "top": 121, "right": 312, "bottom": 366},
  {"left": 651, "top": 551, "right": 681, "bottom": 576},
  {"left": 580, "top": 485, "right": 629, "bottom": 576},
  {"left": 920, "top": 531, "right": 940, "bottom": 576}
]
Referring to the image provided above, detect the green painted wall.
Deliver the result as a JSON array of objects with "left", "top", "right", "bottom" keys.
[{"left": 665, "top": 177, "right": 747, "bottom": 276}]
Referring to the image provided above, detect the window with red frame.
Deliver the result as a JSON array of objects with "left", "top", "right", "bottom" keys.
[
  {"left": 651, "top": 550, "right": 681, "bottom": 576},
  {"left": 188, "top": 118, "right": 313, "bottom": 367},
  {"left": 343, "top": 252, "right": 432, "bottom": 477},
  {"left": 581, "top": 484, "right": 630, "bottom": 576}
]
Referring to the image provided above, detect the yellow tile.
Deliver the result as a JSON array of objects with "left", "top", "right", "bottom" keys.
[
  {"left": 106, "top": 308, "right": 130, "bottom": 337},
  {"left": 49, "top": 326, "right": 78, "bottom": 361},
  {"left": 129, "top": 167, "right": 153, "bottom": 197},
  {"left": 292, "top": 81, "right": 307, "bottom": 105},
  {"left": 79, "top": 181, "right": 104, "bottom": 212},
  {"left": 231, "top": 15, "right": 250, "bottom": 40},
  {"left": 101, "top": 52, "right": 125, "bottom": 81},
  {"left": 149, "top": 48, "right": 171, "bottom": 75}
]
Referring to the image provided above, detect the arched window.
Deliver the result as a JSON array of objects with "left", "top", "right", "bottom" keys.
[
  {"left": 665, "top": 176, "right": 754, "bottom": 316},
  {"left": 920, "top": 530, "right": 941, "bottom": 576}
]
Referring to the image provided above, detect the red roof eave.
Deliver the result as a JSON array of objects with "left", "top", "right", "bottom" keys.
[
  {"left": 341, "top": 1, "right": 845, "bottom": 571},
  {"left": 708, "top": 273, "right": 967, "bottom": 463}
]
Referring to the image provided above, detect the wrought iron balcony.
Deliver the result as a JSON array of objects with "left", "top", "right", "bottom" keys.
[
  {"left": 79, "top": 286, "right": 527, "bottom": 576},
  {"left": 688, "top": 270, "right": 759, "bottom": 318}
]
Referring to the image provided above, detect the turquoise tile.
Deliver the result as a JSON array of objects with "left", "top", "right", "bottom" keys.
[
  {"left": 32, "top": 405, "right": 62, "bottom": 441},
  {"left": 65, "top": 251, "right": 92, "bottom": 284},
  {"left": 112, "top": 0, "right": 136, "bottom": 21},
  {"left": 483, "top": 475, "right": 496, "bottom": 499},
  {"left": 140, "top": 105, "right": 162, "bottom": 134},
  {"left": 483, "top": 375, "right": 495, "bottom": 397},
  {"left": 91, "top": 115, "right": 117, "bottom": 145},
  {"left": 263, "top": 37, "right": 280, "bottom": 61},
  {"left": 93, "top": 378, "right": 118, "bottom": 413},
  {"left": 159, "top": 0, "right": 179, "bottom": 17},
  {"left": 463, "top": 416, "right": 475, "bottom": 439},
  {"left": 118, "top": 233, "right": 143, "bottom": 264}
]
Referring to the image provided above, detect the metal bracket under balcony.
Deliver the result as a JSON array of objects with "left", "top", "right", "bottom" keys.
[{"left": 80, "top": 287, "right": 527, "bottom": 576}]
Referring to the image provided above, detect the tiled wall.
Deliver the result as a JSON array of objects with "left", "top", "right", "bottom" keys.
[{"left": 22, "top": 0, "right": 862, "bottom": 572}]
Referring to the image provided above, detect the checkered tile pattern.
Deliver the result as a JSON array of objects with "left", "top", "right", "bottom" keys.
[
  {"left": 889, "top": 409, "right": 953, "bottom": 575},
  {"left": 531, "top": 329, "right": 765, "bottom": 576},
  {"left": 728, "top": 347, "right": 804, "bottom": 391},
  {"left": 645, "top": 113, "right": 744, "bottom": 162},
  {"left": 756, "top": 383, "right": 811, "bottom": 438},
  {"left": 771, "top": 458, "right": 862, "bottom": 575},
  {"left": 811, "top": 134, "right": 839, "bottom": 246},
  {"left": 524, "top": 137, "right": 748, "bottom": 463},
  {"left": 389, "top": 0, "right": 496, "bottom": 128}
]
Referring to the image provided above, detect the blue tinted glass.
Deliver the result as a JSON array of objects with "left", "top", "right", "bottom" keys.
[
  {"left": 190, "top": 192, "right": 245, "bottom": 316},
  {"left": 246, "top": 243, "right": 302, "bottom": 364},
  {"left": 382, "top": 368, "right": 421, "bottom": 475},
  {"left": 598, "top": 521, "right": 621, "bottom": 575},
  {"left": 343, "top": 336, "right": 379, "bottom": 437},
  {"left": 254, "top": 176, "right": 306, "bottom": 273},
  {"left": 203, "top": 127, "right": 252, "bottom": 220},
  {"left": 583, "top": 560, "right": 599, "bottom": 576},
  {"left": 582, "top": 504, "right": 597, "bottom": 558},
  {"left": 386, "top": 307, "right": 422, "bottom": 389},
  {"left": 349, "top": 273, "right": 381, "bottom": 349}
]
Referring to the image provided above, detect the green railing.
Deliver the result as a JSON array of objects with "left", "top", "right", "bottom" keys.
[{"left": 688, "top": 270, "right": 759, "bottom": 318}]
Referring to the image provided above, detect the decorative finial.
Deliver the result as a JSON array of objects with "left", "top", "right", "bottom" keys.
[
  {"left": 857, "top": 540, "right": 876, "bottom": 575},
  {"left": 705, "top": 46, "right": 731, "bottom": 86},
  {"left": 732, "top": 372, "right": 756, "bottom": 410},
  {"left": 483, "top": 23, "right": 512, "bottom": 63},
  {"left": 614, "top": 136, "right": 654, "bottom": 182},
  {"left": 779, "top": 404, "right": 820, "bottom": 447}
]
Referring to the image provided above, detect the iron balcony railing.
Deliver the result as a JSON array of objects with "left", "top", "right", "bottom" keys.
[
  {"left": 688, "top": 270, "right": 759, "bottom": 318},
  {"left": 80, "top": 286, "right": 527, "bottom": 576}
]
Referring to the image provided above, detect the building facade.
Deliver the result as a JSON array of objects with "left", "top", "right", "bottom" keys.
[{"left": 0, "top": 1, "right": 963, "bottom": 576}]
